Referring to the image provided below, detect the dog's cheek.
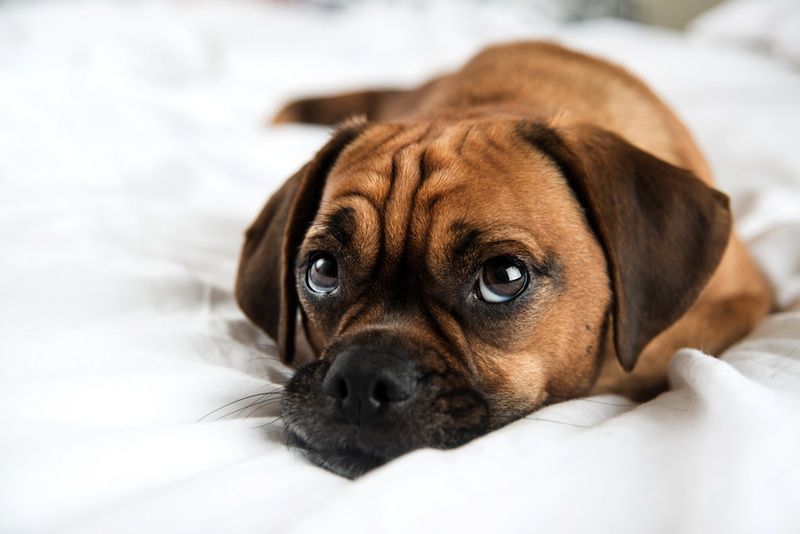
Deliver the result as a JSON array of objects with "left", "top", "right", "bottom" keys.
[
  {"left": 546, "top": 311, "right": 611, "bottom": 400},
  {"left": 539, "top": 268, "right": 611, "bottom": 399},
  {"left": 468, "top": 348, "right": 550, "bottom": 426}
]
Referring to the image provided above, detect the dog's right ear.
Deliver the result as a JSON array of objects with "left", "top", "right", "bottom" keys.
[{"left": 235, "top": 118, "right": 367, "bottom": 364}]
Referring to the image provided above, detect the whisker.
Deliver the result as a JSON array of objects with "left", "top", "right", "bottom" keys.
[
  {"left": 572, "top": 398, "right": 636, "bottom": 407},
  {"left": 241, "top": 398, "right": 282, "bottom": 419},
  {"left": 526, "top": 416, "right": 591, "bottom": 428},
  {"left": 197, "top": 389, "right": 284, "bottom": 422},
  {"left": 213, "top": 395, "right": 283, "bottom": 421},
  {"left": 245, "top": 355, "right": 283, "bottom": 363},
  {"left": 256, "top": 415, "right": 285, "bottom": 429}
]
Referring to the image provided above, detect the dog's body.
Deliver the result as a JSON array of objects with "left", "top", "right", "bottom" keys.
[{"left": 237, "top": 42, "right": 773, "bottom": 477}]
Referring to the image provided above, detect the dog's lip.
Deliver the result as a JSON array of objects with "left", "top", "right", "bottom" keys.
[{"left": 286, "top": 428, "right": 390, "bottom": 478}]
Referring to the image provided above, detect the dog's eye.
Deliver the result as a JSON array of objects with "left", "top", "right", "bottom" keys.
[
  {"left": 307, "top": 253, "right": 338, "bottom": 294},
  {"left": 478, "top": 256, "right": 528, "bottom": 303}
]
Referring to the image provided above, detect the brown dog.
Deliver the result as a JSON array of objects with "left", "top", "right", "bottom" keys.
[{"left": 236, "top": 41, "right": 773, "bottom": 478}]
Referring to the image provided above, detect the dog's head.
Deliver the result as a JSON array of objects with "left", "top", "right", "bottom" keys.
[{"left": 236, "top": 118, "right": 730, "bottom": 477}]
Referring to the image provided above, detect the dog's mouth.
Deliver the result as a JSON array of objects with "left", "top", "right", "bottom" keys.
[{"left": 286, "top": 431, "right": 388, "bottom": 479}]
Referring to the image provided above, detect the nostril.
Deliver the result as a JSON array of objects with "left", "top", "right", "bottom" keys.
[
  {"left": 322, "top": 370, "right": 351, "bottom": 402},
  {"left": 371, "top": 380, "right": 389, "bottom": 404},
  {"left": 335, "top": 377, "right": 349, "bottom": 401},
  {"left": 372, "top": 376, "right": 412, "bottom": 403}
]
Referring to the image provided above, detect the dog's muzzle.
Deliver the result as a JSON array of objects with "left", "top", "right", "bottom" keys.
[{"left": 281, "top": 332, "right": 490, "bottom": 478}]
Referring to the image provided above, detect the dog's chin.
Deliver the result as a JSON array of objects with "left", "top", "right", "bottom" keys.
[{"left": 287, "top": 431, "right": 389, "bottom": 479}]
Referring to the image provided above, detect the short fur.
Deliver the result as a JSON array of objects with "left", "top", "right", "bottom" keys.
[{"left": 237, "top": 42, "right": 773, "bottom": 478}]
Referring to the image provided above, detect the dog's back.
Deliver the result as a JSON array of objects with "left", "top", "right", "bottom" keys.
[{"left": 276, "top": 42, "right": 709, "bottom": 182}]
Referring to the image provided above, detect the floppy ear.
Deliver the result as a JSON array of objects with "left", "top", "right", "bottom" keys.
[
  {"left": 519, "top": 122, "right": 731, "bottom": 371},
  {"left": 236, "top": 119, "right": 366, "bottom": 364}
]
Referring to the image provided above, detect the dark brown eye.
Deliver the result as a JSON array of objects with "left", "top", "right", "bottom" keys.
[
  {"left": 307, "top": 253, "right": 338, "bottom": 294},
  {"left": 478, "top": 256, "right": 528, "bottom": 303}
]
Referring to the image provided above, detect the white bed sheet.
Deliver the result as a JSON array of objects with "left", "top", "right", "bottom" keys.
[{"left": 1, "top": 1, "right": 799, "bottom": 533}]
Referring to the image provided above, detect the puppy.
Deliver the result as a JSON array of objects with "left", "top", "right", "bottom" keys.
[{"left": 237, "top": 42, "right": 773, "bottom": 478}]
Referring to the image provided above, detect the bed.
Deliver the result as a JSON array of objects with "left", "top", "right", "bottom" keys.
[{"left": 1, "top": 0, "right": 799, "bottom": 532}]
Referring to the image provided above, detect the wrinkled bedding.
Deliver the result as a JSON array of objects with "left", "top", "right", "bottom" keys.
[{"left": 1, "top": 1, "right": 799, "bottom": 532}]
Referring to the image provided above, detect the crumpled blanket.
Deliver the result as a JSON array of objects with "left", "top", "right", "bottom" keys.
[{"left": 1, "top": 1, "right": 799, "bottom": 532}]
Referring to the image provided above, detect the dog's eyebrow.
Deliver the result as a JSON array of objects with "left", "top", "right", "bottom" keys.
[
  {"left": 449, "top": 222, "right": 538, "bottom": 259},
  {"left": 322, "top": 207, "right": 357, "bottom": 248},
  {"left": 451, "top": 222, "right": 484, "bottom": 259},
  {"left": 448, "top": 221, "right": 560, "bottom": 278}
]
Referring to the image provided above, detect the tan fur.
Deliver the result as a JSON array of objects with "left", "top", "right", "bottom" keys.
[
  {"left": 297, "top": 121, "right": 610, "bottom": 416},
  {"left": 263, "top": 41, "right": 773, "bottom": 409}
]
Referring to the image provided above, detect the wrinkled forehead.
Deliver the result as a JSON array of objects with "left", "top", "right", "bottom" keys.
[{"left": 310, "top": 120, "right": 577, "bottom": 257}]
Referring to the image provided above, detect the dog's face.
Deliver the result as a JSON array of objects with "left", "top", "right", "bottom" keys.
[{"left": 237, "top": 118, "right": 730, "bottom": 478}]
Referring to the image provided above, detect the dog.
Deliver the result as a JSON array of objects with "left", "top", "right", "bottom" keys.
[{"left": 236, "top": 41, "right": 773, "bottom": 478}]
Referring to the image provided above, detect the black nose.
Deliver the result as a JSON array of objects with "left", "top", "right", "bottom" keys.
[{"left": 322, "top": 349, "right": 417, "bottom": 425}]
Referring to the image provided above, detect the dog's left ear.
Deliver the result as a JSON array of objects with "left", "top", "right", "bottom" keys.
[
  {"left": 236, "top": 118, "right": 367, "bottom": 364},
  {"left": 518, "top": 122, "right": 731, "bottom": 371}
]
